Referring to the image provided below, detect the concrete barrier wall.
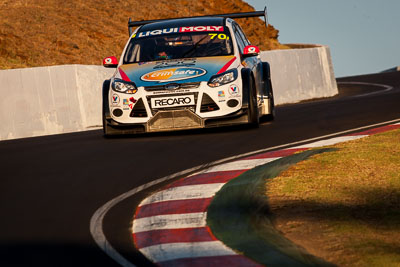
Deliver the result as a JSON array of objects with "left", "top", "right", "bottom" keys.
[
  {"left": 261, "top": 44, "right": 337, "bottom": 105},
  {"left": 0, "top": 65, "right": 114, "bottom": 140},
  {"left": 0, "top": 45, "right": 337, "bottom": 141}
]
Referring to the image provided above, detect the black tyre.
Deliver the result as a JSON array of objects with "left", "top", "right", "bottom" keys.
[
  {"left": 263, "top": 80, "right": 275, "bottom": 121},
  {"left": 242, "top": 68, "right": 259, "bottom": 128},
  {"left": 102, "top": 109, "right": 114, "bottom": 136},
  {"left": 102, "top": 80, "right": 118, "bottom": 136},
  {"left": 248, "top": 77, "right": 260, "bottom": 127},
  {"left": 262, "top": 62, "right": 275, "bottom": 121}
]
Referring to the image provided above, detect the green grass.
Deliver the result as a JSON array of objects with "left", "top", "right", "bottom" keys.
[
  {"left": 207, "top": 149, "right": 335, "bottom": 266},
  {"left": 267, "top": 129, "right": 400, "bottom": 267}
]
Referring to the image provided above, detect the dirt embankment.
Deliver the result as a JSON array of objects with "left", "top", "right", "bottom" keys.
[{"left": 0, "top": 0, "right": 287, "bottom": 69}]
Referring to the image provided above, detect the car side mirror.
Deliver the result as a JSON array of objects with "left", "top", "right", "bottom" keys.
[
  {"left": 242, "top": 45, "right": 260, "bottom": 58},
  {"left": 103, "top": 56, "right": 118, "bottom": 68}
]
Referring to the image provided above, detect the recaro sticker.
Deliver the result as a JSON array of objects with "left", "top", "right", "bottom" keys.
[{"left": 141, "top": 67, "right": 207, "bottom": 82}]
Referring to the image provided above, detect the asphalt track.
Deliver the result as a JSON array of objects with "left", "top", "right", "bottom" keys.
[{"left": 0, "top": 71, "right": 399, "bottom": 266}]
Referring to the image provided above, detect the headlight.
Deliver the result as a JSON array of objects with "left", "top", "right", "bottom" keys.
[
  {"left": 208, "top": 69, "right": 238, "bottom": 88},
  {"left": 112, "top": 79, "right": 138, "bottom": 94}
]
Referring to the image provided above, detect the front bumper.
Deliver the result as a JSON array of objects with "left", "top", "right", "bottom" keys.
[
  {"left": 107, "top": 79, "right": 247, "bottom": 133},
  {"left": 104, "top": 107, "right": 249, "bottom": 134}
]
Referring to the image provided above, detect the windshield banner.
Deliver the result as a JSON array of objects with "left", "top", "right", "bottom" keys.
[{"left": 135, "top": 26, "right": 224, "bottom": 38}]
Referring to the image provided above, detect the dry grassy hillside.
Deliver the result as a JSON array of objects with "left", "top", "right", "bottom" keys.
[{"left": 0, "top": 0, "right": 287, "bottom": 69}]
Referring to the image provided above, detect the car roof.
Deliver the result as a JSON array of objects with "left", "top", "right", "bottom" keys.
[{"left": 138, "top": 17, "right": 226, "bottom": 32}]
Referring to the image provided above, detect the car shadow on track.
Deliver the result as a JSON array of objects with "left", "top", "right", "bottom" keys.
[
  {"left": 102, "top": 120, "right": 274, "bottom": 140},
  {"left": 0, "top": 243, "right": 120, "bottom": 267}
]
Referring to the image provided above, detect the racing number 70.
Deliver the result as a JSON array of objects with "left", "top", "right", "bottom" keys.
[{"left": 209, "top": 33, "right": 229, "bottom": 40}]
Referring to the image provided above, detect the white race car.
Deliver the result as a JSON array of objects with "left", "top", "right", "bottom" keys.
[{"left": 102, "top": 9, "right": 274, "bottom": 135}]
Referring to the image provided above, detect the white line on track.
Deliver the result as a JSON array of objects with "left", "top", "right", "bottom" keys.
[
  {"left": 90, "top": 117, "right": 400, "bottom": 267},
  {"left": 293, "top": 135, "right": 367, "bottom": 148},
  {"left": 337, "top": 81, "right": 394, "bottom": 98},
  {"left": 202, "top": 157, "right": 280, "bottom": 173},
  {"left": 132, "top": 212, "right": 207, "bottom": 233},
  {"left": 139, "top": 241, "right": 236, "bottom": 263},
  {"left": 139, "top": 183, "right": 225, "bottom": 206}
]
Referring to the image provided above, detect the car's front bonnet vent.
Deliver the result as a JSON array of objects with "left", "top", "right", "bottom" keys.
[
  {"left": 144, "top": 82, "right": 201, "bottom": 91},
  {"left": 130, "top": 98, "right": 148, "bottom": 117},
  {"left": 200, "top": 93, "right": 220, "bottom": 112}
]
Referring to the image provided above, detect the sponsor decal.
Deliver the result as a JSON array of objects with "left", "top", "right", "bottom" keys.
[
  {"left": 218, "top": 90, "right": 226, "bottom": 102},
  {"left": 141, "top": 67, "right": 206, "bottom": 82},
  {"left": 154, "top": 59, "right": 196, "bottom": 69},
  {"left": 103, "top": 56, "right": 118, "bottom": 65},
  {"left": 180, "top": 26, "right": 223, "bottom": 32},
  {"left": 243, "top": 45, "right": 260, "bottom": 55},
  {"left": 123, "top": 99, "right": 129, "bottom": 105},
  {"left": 112, "top": 94, "right": 120, "bottom": 105},
  {"left": 137, "top": 26, "right": 223, "bottom": 38},
  {"left": 151, "top": 95, "right": 195, "bottom": 108},
  {"left": 228, "top": 84, "right": 240, "bottom": 96},
  {"left": 129, "top": 97, "right": 137, "bottom": 110},
  {"left": 152, "top": 89, "right": 190, "bottom": 95}
]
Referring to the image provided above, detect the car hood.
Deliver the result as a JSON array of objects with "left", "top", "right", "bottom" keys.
[{"left": 118, "top": 56, "right": 237, "bottom": 87}]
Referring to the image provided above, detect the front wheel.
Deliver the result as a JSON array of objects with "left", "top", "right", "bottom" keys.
[
  {"left": 102, "top": 109, "right": 124, "bottom": 137},
  {"left": 263, "top": 78, "right": 275, "bottom": 121},
  {"left": 102, "top": 79, "right": 121, "bottom": 137},
  {"left": 248, "top": 78, "right": 260, "bottom": 128},
  {"left": 102, "top": 111, "right": 114, "bottom": 136},
  {"left": 261, "top": 62, "right": 275, "bottom": 121}
]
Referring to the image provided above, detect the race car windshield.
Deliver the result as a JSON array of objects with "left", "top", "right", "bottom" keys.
[{"left": 123, "top": 27, "right": 233, "bottom": 63}]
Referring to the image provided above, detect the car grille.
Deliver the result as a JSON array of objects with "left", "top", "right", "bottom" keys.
[
  {"left": 130, "top": 98, "right": 148, "bottom": 117},
  {"left": 144, "top": 82, "right": 201, "bottom": 91},
  {"left": 200, "top": 93, "right": 220, "bottom": 112}
]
